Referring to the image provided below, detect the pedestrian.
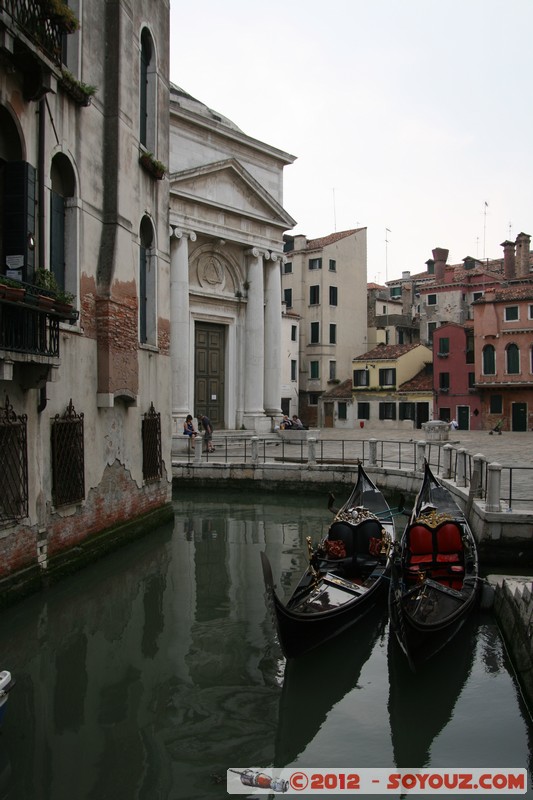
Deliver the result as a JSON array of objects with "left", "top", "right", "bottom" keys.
[
  {"left": 198, "top": 413, "right": 215, "bottom": 452},
  {"left": 183, "top": 414, "right": 198, "bottom": 449},
  {"left": 450, "top": 418, "right": 459, "bottom": 430}
]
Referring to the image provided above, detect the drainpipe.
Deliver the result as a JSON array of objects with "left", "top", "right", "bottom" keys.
[{"left": 38, "top": 98, "right": 46, "bottom": 273}]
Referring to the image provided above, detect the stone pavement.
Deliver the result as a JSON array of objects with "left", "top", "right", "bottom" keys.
[{"left": 316, "top": 425, "right": 532, "bottom": 468}]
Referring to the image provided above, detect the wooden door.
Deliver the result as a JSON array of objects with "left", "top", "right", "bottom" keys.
[{"left": 195, "top": 323, "right": 225, "bottom": 428}]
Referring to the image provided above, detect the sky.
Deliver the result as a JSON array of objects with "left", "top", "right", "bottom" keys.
[{"left": 169, "top": 0, "right": 533, "bottom": 284}]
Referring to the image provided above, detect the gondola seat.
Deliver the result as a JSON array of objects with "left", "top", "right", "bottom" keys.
[
  {"left": 324, "top": 521, "right": 356, "bottom": 576},
  {"left": 325, "top": 518, "right": 382, "bottom": 577},
  {"left": 405, "top": 521, "right": 465, "bottom": 584},
  {"left": 354, "top": 518, "right": 383, "bottom": 573}
]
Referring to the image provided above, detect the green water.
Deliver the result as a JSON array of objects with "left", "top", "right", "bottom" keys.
[{"left": 0, "top": 489, "right": 530, "bottom": 799}]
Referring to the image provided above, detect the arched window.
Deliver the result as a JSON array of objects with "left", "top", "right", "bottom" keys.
[
  {"left": 139, "top": 216, "right": 156, "bottom": 345},
  {"left": 506, "top": 343, "right": 519, "bottom": 375},
  {"left": 140, "top": 28, "right": 156, "bottom": 152},
  {"left": 482, "top": 344, "right": 495, "bottom": 375},
  {"left": 50, "top": 154, "right": 78, "bottom": 304}
]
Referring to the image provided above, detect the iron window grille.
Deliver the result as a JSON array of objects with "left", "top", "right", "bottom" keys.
[
  {"left": 0, "top": 395, "right": 28, "bottom": 527},
  {"left": 142, "top": 402, "right": 162, "bottom": 483},
  {"left": 51, "top": 399, "right": 85, "bottom": 507}
]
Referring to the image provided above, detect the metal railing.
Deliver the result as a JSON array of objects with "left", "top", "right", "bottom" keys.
[
  {"left": 1, "top": 0, "right": 64, "bottom": 65},
  {"left": 174, "top": 435, "right": 533, "bottom": 511}
]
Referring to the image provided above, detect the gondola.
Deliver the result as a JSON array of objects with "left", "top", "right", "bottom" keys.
[
  {"left": 0, "top": 670, "right": 14, "bottom": 727},
  {"left": 261, "top": 463, "right": 395, "bottom": 659},
  {"left": 388, "top": 461, "right": 480, "bottom": 668}
]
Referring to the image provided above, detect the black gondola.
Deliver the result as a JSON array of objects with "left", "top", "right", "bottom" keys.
[
  {"left": 388, "top": 461, "right": 480, "bottom": 668},
  {"left": 261, "top": 463, "right": 395, "bottom": 659}
]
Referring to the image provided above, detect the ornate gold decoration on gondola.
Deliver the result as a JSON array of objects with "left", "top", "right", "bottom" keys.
[
  {"left": 414, "top": 508, "right": 452, "bottom": 528},
  {"left": 335, "top": 505, "right": 379, "bottom": 525}
]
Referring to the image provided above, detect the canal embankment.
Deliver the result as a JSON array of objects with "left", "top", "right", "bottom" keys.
[{"left": 484, "top": 576, "right": 533, "bottom": 712}]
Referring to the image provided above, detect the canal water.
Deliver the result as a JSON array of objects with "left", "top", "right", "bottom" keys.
[{"left": 0, "top": 489, "right": 531, "bottom": 800}]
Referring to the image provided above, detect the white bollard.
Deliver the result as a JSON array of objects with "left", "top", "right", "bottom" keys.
[
  {"left": 251, "top": 436, "right": 259, "bottom": 465},
  {"left": 456, "top": 448, "right": 467, "bottom": 487},
  {"left": 486, "top": 462, "right": 502, "bottom": 512},
  {"left": 369, "top": 439, "right": 377, "bottom": 466},
  {"left": 308, "top": 437, "right": 317, "bottom": 466},
  {"left": 416, "top": 441, "right": 426, "bottom": 472},
  {"left": 442, "top": 444, "right": 453, "bottom": 479}
]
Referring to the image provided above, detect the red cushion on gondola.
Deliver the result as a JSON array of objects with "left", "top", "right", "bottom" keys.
[
  {"left": 407, "top": 525, "right": 434, "bottom": 555},
  {"left": 436, "top": 553, "right": 461, "bottom": 563},
  {"left": 436, "top": 522, "right": 463, "bottom": 553},
  {"left": 324, "top": 539, "right": 346, "bottom": 559}
]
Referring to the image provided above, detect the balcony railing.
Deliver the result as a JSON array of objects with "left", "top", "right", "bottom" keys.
[
  {"left": 0, "top": 280, "right": 77, "bottom": 357},
  {"left": 1, "top": 0, "right": 67, "bottom": 65}
]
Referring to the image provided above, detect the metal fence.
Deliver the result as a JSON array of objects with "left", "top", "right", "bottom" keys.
[{"left": 175, "top": 435, "right": 533, "bottom": 511}]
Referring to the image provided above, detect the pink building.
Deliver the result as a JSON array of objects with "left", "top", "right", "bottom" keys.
[
  {"left": 473, "top": 285, "right": 533, "bottom": 432},
  {"left": 433, "top": 323, "right": 481, "bottom": 430}
]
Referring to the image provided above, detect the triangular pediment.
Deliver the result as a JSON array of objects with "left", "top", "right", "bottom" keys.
[{"left": 169, "top": 158, "right": 296, "bottom": 230}]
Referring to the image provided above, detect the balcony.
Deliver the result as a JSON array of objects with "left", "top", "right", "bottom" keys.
[
  {"left": 0, "top": 280, "right": 78, "bottom": 378},
  {"left": 1, "top": 0, "right": 78, "bottom": 73}
]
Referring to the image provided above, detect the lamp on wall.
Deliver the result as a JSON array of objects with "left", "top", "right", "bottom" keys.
[{"left": 365, "top": 364, "right": 376, "bottom": 369}]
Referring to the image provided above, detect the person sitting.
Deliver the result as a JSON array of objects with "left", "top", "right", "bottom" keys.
[
  {"left": 280, "top": 415, "right": 293, "bottom": 430},
  {"left": 291, "top": 415, "right": 304, "bottom": 430},
  {"left": 183, "top": 414, "right": 198, "bottom": 449}
]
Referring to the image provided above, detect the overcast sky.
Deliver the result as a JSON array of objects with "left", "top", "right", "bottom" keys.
[{"left": 169, "top": 0, "right": 533, "bottom": 283}]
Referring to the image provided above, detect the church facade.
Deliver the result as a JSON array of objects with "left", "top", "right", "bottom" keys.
[{"left": 168, "top": 86, "right": 296, "bottom": 433}]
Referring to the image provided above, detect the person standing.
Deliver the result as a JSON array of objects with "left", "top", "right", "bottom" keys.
[{"left": 198, "top": 414, "right": 215, "bottom": 452}]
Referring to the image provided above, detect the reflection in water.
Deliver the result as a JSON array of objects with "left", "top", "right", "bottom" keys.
[
  {"left": 0, "top": 490, "right": 530, "bottom": 800},
  {"left": 387, "top": 614, "right": 477, "bottom": 768}
]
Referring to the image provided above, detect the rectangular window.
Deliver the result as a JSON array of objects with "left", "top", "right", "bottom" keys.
[
  {"left": 399, "top": 402, "right": 415, "bottom": 421},
  {"left": 0, "top": 400, "right": 29, "bottom": 524},
  {"left": 468, "top": 372, "right": 475, "bottom": 388},
  {"left": 291, "top": 360, "right": 297, "bottom": 381},
  {"left": 338, "top": 402, "right": 347, "bottom": 420},
  {"left": 379, "top": 368, "right": 396, "bottom": 387},
  {"left": 329, "top": 361, "right": 336, "bottom": 380},
  {"left": 473, "top": 291, "right": 483, "bottom": 301},
  {"left": 390, "top": 286, "right": 401, "bottom": 297},
  {"left": 291, "top": 325, "right": 297, "bottom": 342},
  {"left": 283, "top": 287, "right": 292, "bottom": 308},
  {"left": 427, "top": 294, "right": 437, "bottom": 306},
  {"left": 439, "top": 372, "right": 450, "bottom": 390},
  {"left": 379, "top": 402, "right": 396, "bottom": 420},
  {"left": 490, "top": 395, "right": 503, "bottom": 414},
  {"left": 466, "top": 331, "right": 475, "bottom": 364},
  {"left": 427, "top": 322, "right": 437, "bottom": 341},
  {"left": 329, "top": 286, "right": 338, "bottom": 306},
  {"left": 309, "top": 257, "right": 322, "bottom": 270},
  {"left": 329, "top": 259, "right": 336, "bottom": 271},
  {"left": 528, "top": 304, "right": 533, "bottom": 320},
  {"left": 52, "top": 400, "right": 86, "bottom": 504},
  {"left": 283, "top": 261, "right": 293, "bottom": 274},
  {"left": 353, "top": 369, "right": 369, "bottom": 387},
  {"left": 310, "top": 322, "right": 320, "bottom": 343},
  {"left": 310, "top": 360, "right": 319, "bottom": 379},
  {"left": 309, "top": 393, "right": 320, "bottom": 406},
  {"left": 309, "top": 285, "right": 320, "bottom": 305},
  {"left": 504, "top": 306, "right": 519, "bottom": 321},
  {"left": 438, "top": 337, "right": 449, "bottom": 355},
  {"left": 358, "top": 402, "right": 370, "bottom": 420},
  {"left": 329, "top": 324, "right": 336, "bottom": 344}
]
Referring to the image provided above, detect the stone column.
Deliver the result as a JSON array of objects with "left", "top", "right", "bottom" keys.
[
  {"left": 170, "top": 227, "right": 196, "bottom": 434},
  {"left": 263, "top": 252, "right": 282, "bottom": 417},
  {"left": 243, "top": 248, "right": 266, "bottom": 429}
]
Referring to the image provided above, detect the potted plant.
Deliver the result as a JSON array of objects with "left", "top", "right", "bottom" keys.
[
  {"left": 59, "top": 70, "right": 97, "bottom": 106},
  {"left": 0, "top": 276, "right": 26, "bottom": 303},
  {"left": 139, "top": 151, "right": 166, "bottom": 180},
  {"left": 39, "top": 0, "right": 80, "bottom": 33},
  {"left": 33, "top": 268, "right": 75, "bottom": 312}
]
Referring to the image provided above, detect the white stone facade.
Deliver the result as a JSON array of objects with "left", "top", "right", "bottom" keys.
[{"left": 168, "top": 86, "right": 296, "bottom": 433}]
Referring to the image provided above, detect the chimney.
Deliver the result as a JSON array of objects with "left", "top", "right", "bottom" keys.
[
  {"left": 501, "top": 240, "right": 516, "bottom": 280},
  {"left": 432, "top": 248, "right": 449, "bottom": 283},
  {"left": 515, "top": 232, "right": 531, "bottom": 278}
]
